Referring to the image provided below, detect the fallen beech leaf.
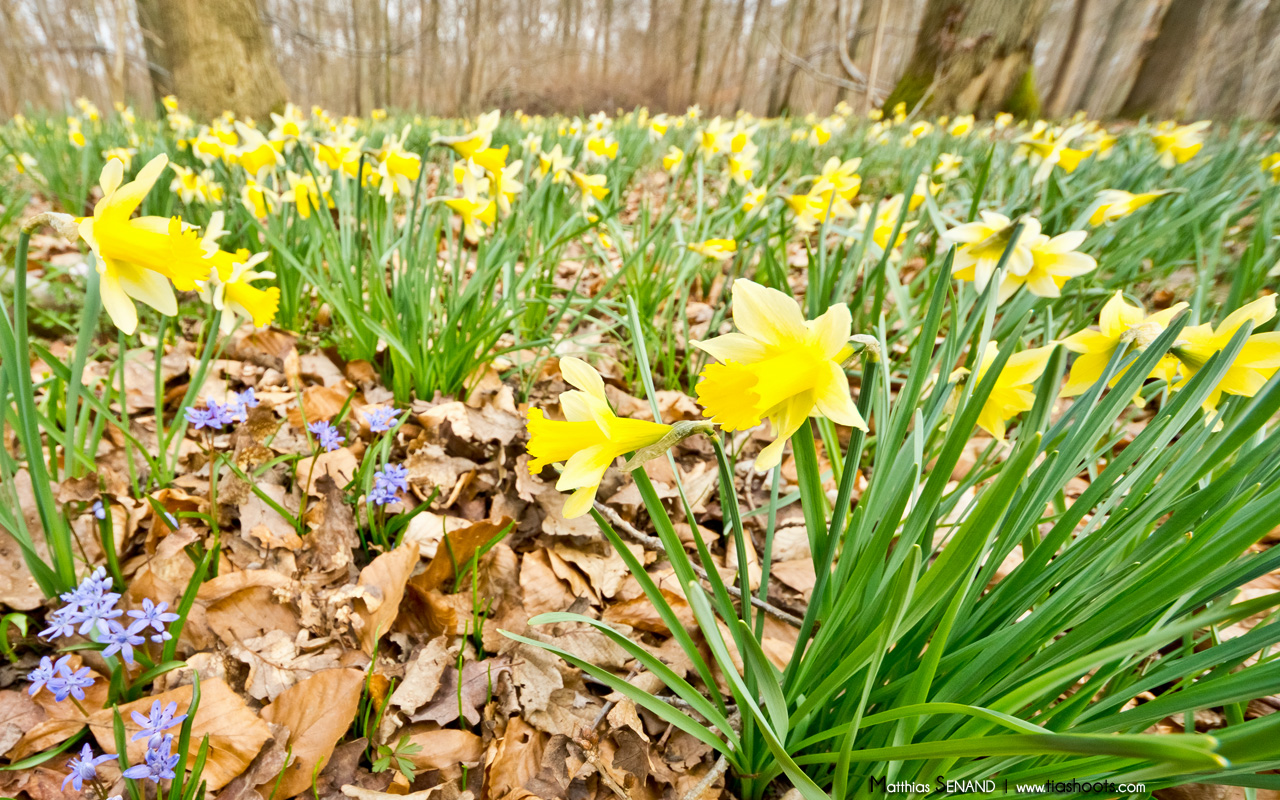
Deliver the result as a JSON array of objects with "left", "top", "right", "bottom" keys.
[
  {"left": 287, "top": 383, "right": 356, "bottom": 427},
  {"left": 9, "top": 665, "right": 108, "bottom": 759},
  {"left": 411, "top": 657, "right": 511, "bottom": 727},
  {"left": 296, "top": 447, "right": 360, "bottom": 496},
  {"left": 487, "top": 716, "right": 546, "bottom": 799},
  {"left": 229, "top": 629, "right": 343, "bottom": 701},
  {"left": 341, "top": 787, "right": 441, "bottom": 799},
  {"left": 213, "top": 726, "right": 289, "bottom": 800},
  {"left": 413, "top": 517, "right": 511, "bottom": 593},
  {"left": 90, "top": 678, "right": 271, "bottom": 790},
  {"left": 602, "top": 589, "right": 696, "bottom": 635},
  {"left": 405, "top": 729, "right": 484, "bottom": 770},
  {"left": 258, "top": 668, "right": 366, "bottom": 799},
  {"left": 0, "top": 690, "right": 44, "bottom": 757},
  {"left": 353, "top": 542, "right": 420, "bottom": 653},
  {"left": 386, "top": 637, "right": 451, "bottom": 721},
  {"left": 302, "top": 475, "right": 359, "bottom": 578}
]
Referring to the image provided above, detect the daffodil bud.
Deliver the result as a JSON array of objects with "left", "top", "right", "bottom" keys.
[
  {"left": 22, "top": 211, "right": 79, "bottom": 243},
  {"left": 619, "top": 420, "right": 716, "bottom": 472}
]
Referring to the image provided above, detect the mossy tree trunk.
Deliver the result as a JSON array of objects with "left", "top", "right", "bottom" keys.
[
  {"left": 885, "top": 0, "right": 1050, "bottom": 116},
  {"left": 135, "top": 0, "right": 287, "bottom": 120}
]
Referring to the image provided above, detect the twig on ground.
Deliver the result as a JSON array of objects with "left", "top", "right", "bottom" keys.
[
  {"left": 594, "top": 501, "right": 805, "bottom": 628},
  {"left": 681, "top": 755, "right": 730, "bottom": 800}
]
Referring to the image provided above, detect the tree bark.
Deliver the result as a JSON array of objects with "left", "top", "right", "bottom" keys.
[
  {"left": 134, "top": 0, "right": 287, "bottom": 119},
  {"left": 1121, "top": 0, "right": 1214, "bottom": 117},
  {"left": 885, "top": 0, "right": 1051, "bottom": 115}
]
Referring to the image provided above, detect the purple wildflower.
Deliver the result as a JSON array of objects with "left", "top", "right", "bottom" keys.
[
  {"left": 308, "top": 420, "right": 345, "bottom": 452},
  {"left": 183, "top": 405, "right": 214, "bottom": 429},
  {"left": 127, "top": 598, "right": 180, "bottom": 643},
  {"left": 365, "top": 406, "right": 397, "bottom": 433},
  {"left": 131, "top": 700, "right": 188, "bottom": 747},
  {"left": 92, "top": 499, "right": 106, "bottom": 520},
  {"left": 227, "top": 388, "right": 259, "bottom": 422},
  {"left": 369, "top": 463, "right": 409, "bottom": 506},
  {"left": 39, "top": 607, "right": 77, "bottom": 641},
  {"left": 49, "top": 660, "right": 94, "bottom": 702},
  {"left": 51, "top": 568, "right": 121, "bottom": 638},
  {"left": 63, "top": 743, "right": 114, "bottom": 791},
  {"left": 101, "top": 619, "right": 146, "bottom": 665},
  {"left": 27, "top": 655, "right": 63, "bottom": 695},
  {"left": 123, "top": 734, "right": 179, "bottom": 784}
]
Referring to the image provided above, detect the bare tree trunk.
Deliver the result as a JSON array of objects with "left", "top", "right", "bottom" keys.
[
  {"left": 1044, "top": 0, "right": 1088, "bottom": 115},
  {"left": 736, "top": 0, "right": 771, "bottom": 111},
  {"left": 709, "top": 0, "right": 749, "bottom": 111},
  {"left": 766, "top": 0, "right": 802, "bottom": 115},
  {"left": 461, "top": 0, "right": 482, "bottom": 110},
  {"left": 688, "top": 0, "right": 713, "bottom": 106},
  {"left": 1121, "top": 0, "right": 1213, "bottom": 117},
  {"left": 351, "top": 0, "right": 364, "bottom": 113},
  {"left": 886, "top": 0, "right": 1051, "bottom": 115},
  {"left": 135, "top": 0, "right": 287, "bottom": 118}
]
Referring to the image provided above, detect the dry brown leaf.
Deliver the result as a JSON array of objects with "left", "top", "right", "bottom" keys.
[
  {"left": 287, "top": 383, "right": 356, "bottom": 427},
  {"left": 296, "top": 448, "right": 361, "bottom": 496},
  {"left": 486, "top": 716, "right": 546, "bottom": 799},
  {"left": 0, "top": 690, "right": 45, "bottom": 757},
  {"left": 410, "top": 657, "right": 511, "bottom": 727},
  {"left": 258, "top": 668, "right": 366, "bottom": 799},
  {"left": 302, "top": 475, "right": 360, "bottom": 579},
  {"left": 229, "top": 629, "right": 343, "bottom": 701},
  {"left": 90, "top": 678, "right": 271, "bottom": 790},
  {"left": 413, "top": 517, "right": 511, "bottom": 594},
  {"left": 9, "top": 665, "right": 108, "bottom": 759},
  {"left": 602, "top": 589, "right": 696, "bottom": 635},
  {"left": 771, "top": 558, "right": 816, "bottom": 596},
  {"left": 353, "top": 542, "right": 420, "bottom": 653},
  {"left": 519, "top": 549, "right": 580, "bottom": 617},
  {"left": 404, "top": 729, "right": 484, "bottom": 770}
]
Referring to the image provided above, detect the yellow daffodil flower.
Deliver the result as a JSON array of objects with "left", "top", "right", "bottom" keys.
[
  {"left": 432, "top": 109, "right": 500, "bottom": 158},
  {"left": 688, "top": 238, "right": 737, "bottom": 260},
  {"left": 693, "top": 279, "right": 866, "bottom": 470},
  {"left": 908, "top": 175, "right": 942, "bottom": 211},
  {"left": 816, "top": 157, "right": 861, "bottom": 201},
  {"left": 1017, "top": 123, "right": 1090, "bottom": 184},
  {"left": 949, "top": 115, "right": 974, "bottom": 136},
  {"left": 538, "top": 144, "right": 572, "bottom": 183},
  {"left": 971, "top": 342, "right": 1056, "bottom": 440},
  {"left": 1060, "top": 292, "right": 1186, "bottom": 401},
  {"left": 1152, "top": 121, "right": 1210, "bottom": 168},
  {"left": 77, "top": 155, "right": 211, "bottom": 334},
  {"left": 994, "top": 112, "right": 1013, "bottom": 130},
  {"left": 571, "top": 170, "right": 609, "bottom": 208},
  {"left": 234, "top": 123, "right": 283, "bottom": 179},
  {"left": 281, "top": 171, "right": 334, "bottom": 219},
  {"left": 67, "top": 118, "right": 86, "bottom": 149},
  {"left": 585, "top": 136, "right": 618, "bottom": 162},
  {"left": 999, "top": 229, "right": 1096, "bottom": 302},
  {"left": 1261, "top": 153, "right": 1280, "bottom": 183},
  {"left": 102, "top": 148, "right": 135, "bottom": 172},
  {"left": 521, "top": 132, "right": 542, "bottom": 156},
  {"left": 378, "top": 125, "right": 423, "bottom": 198},
  {"left": 168, "top": 163, "right": 223, "bottom": 205},
  {"left": 442, "top": 165, "right": 497, "bottom": 243},
  {"left": 945, "top": 212, "right": 1038, "bottom": 294},
  {"left": 1172, "top": 296, "right": 1280, "bottom": 416},
  {"left": 648, "top": 114, "right": 671, "bottom": 141},
  {"left": 742, "top": 186, "right": 766, "bottom": 213},
  {"left": 527, "top": 357, "right": 673, "bottom": 518},
  {"left": 240, "top": 179, "right": 277, "bottom": 218},
  {"left": 934, "top": 153, "right": 963, "bottom": 180},
  {"left": 663, "top": 145, "right": 684, "bottom": 173},
  {"left": 1088, "top": 189, "right": 1174, "bottom": 226},
  {"left": 196, "top": 213, "right": 279, "bottom": 334}
]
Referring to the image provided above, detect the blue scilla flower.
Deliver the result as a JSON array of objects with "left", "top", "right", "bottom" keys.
[
  {"left": 369, "top": 463, "right": 409, "bottom": 506},
  {"left": 365, "top": 406, "right": 398, "bottom": 433},
  {"left": 308, "top": 419, "right": 345, "bottom": 452},
  {"left": 131, "top": 699, "right": 188, "bottom": 748},
  {"left": 63, "top": 743, "right": 114, "bottom": 791}
]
